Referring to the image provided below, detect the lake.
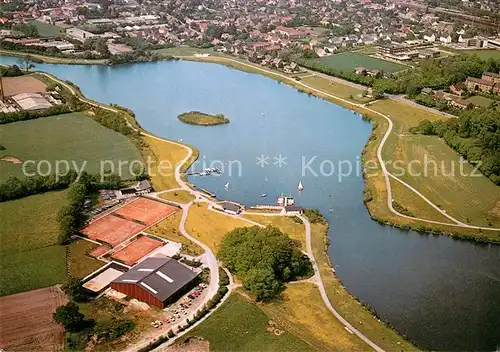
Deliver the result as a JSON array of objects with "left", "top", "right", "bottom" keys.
[{"left": 2, "top": 56, "right": 499, "bottom": 350}]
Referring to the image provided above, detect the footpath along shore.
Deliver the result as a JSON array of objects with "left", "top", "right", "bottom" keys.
[{"left": 40, "top": 72, "right": 393, "bottom": 351}]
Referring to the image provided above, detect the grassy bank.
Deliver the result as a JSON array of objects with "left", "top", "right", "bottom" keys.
[
  {"left": 158, "top": 190, "right": 196, "bottom": 204},
  {"left": 0, "top": 49, "right": 107, "bottom": 65},
  {"left": 371, "top": 99, "right": 500, "bottom": 230}
]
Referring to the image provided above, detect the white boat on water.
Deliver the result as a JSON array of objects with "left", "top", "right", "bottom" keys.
[
  {"left": 261, "top": 193, "right": 267, "bottom": 197},
  {"left": 224, "top": 182, "right": 229, "bottom": 188},
  {"left": 297, "top": 181, "right": 304, "bottom": 191}
]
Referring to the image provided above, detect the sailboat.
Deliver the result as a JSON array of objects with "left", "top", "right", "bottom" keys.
[
  {"left": 297, "top": 181, "right": 304, "bottom": 191},
  {"left": 224, "top": 182, "right": 229, "bottom": 189}
]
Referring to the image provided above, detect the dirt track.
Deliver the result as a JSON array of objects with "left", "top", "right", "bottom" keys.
[
  {"left": 0, "top": 286, "right": 68, "bottom": 351},
  {"left": 2, "top": 76, "right": 47, "bottom": 97}
]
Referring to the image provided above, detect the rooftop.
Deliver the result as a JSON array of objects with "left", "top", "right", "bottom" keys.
[{"left": 112, "top": 257, "right": 199, "bottom": 302}]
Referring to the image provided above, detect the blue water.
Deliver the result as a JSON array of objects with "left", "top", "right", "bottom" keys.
[{"left": 3, "top": 56, "right": 499, "bottom": 350}]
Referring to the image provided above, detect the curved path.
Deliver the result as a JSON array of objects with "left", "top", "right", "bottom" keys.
[{"left": 39, "top": 68, "right": 498, "bottom": 351}]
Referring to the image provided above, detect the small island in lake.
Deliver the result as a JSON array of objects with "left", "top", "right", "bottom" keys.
[{"left": 177, "top": 111, "right": 230, "bottom": 126}]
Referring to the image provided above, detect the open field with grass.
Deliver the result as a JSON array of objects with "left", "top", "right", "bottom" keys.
[
  {"left": 148, "top": 211, "right": 204, "bottom": 255},
  {"left": 311, "top": 52, "right": 407, "bottom": 73},
  {"left": 68, "top": 240, "right": 105, "bottom": 279},
  {"left": 242, "top": 214, "right": 306, "bottom": 249},
  {"left": 309, "top": 222, "right": 416, "bottom": 350},
  {"left": 142, "top": 136, "right": 188, "bottom": 191},
  {"left": 29, "top": 20, "right": 65, "bottom": 37},
  {"left": 371, "top": 99, "right": 500, "bottom": 229},
  {"left": 185, "top": 203, "right": 252, "bottom": 252},
  {"left": 261, "top": 283, "right": 368, "bottom": 351},
  {"left": 0, "top": 49, "right": 107, "bottom": 65},
  {"left": 0, "top": 113, "right": 142, "bottom": 182},
  {"left": 158, "top": 190, "right": 196, "bottom": 204},
  {"left": 0, "top": 190, "right": 68, "bottom": 253},
  {"left": 0, "top": 245, "right": 67, "bottom": 296},
  {"left": 185, "top": 292, "right": 312, "bottom": 351},
  {"left": 0, "top": 191, "right": 69, "bottom": 296}
]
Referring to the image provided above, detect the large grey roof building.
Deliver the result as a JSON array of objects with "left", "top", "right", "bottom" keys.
[{"left": 111, "top": 257, "right": 199, "bottom": 308}]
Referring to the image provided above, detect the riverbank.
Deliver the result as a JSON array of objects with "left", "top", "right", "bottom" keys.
[
  {"left": 168, "top": 52, "right": 500, "bottom": 243},
  {"left": 36, "top": 72, "right": 420, "bottom": 350},
  {"left": 177, "top": 111, "right": 230, "bottom": 126}
]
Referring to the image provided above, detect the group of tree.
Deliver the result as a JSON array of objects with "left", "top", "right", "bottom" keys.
[
  {"left": 107, "top": 50, "right": 162, "bottom": 65},
  {"left": 0, "top": 171, "right": 80, "bottom": 202},
  {"left": 58, "top": 172, "right": 123, "bottom": 244},
  {"left": 218, "top": 226, "right": 313, "bottom": 301},
  {"left": 54, "top": 299, "right": 134, "bottom": 350},
  {"left": 0, "top": 64, "right": 23, "bottom": 77},
  {"left": 411, "top": 107, "right": 500, "bottom": 185}
]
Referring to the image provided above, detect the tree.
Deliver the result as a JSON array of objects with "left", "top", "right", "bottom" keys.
[
  {"left": 218, "top": 226, "right": 313, "bottom": 301},
  {"left": 17, "top": 55, "right": 35, "bottom": 73},
  {"left": 53, "top": 302, "right": 87, "bottom": 332},
  {"left": 372, "top": 88, "right": 385, "bottom": 99},
  {"left": 244, "top": 267, "right": 281, "bottom": 301}
]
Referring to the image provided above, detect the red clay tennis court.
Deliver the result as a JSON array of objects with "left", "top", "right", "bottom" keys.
[
  {"left": 110, "top": 236, "right": 164, "bottom": 265},
  {"left": 113, "top": 198, "right": 178, "bottom": 225},
  {"left": 81, "top": 215, "right": 146, "bottom": 247}
]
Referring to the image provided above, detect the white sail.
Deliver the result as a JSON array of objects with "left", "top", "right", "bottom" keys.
[
  {"left": 225, "top": 182, "right": 229, "bottom": 188},
  {"left": 297, "top": 181, "right": 304, "bottom": 191}
]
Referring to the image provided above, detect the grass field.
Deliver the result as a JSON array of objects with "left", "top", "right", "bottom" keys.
[
  {"left": 158, "top": 190, "right": 196, "bottom": 204},
  {"left": 0, "top": 113, "right": 142, "bottom": 182},
  {"left": 371, "top": 99, "right": 500, "bottom": 229},
  {"left": 261, "top": 283, "right": 368, "bottom": 351},
  {"left": 300, "top": 75, "right": 368, "bottom": 102},
  {"left": 148, "top": 211, "right": 204, "bottom": 255},
  {"left": 177, "top": 111, "right": 229, "bottom": 126},
  {"left": 142, "top": 136, "right": 189, "bottom": 191},
  {"left": 0, "top": 245, "right": 67, "bottom": 296},
  {"left": 311, "top": 52, "right": 407, "bottom": 73},
  {"left": 185, "top": 203, "right": 252, "bottom": 252},
  {"left": 242, "top": 214, "right": 306, "bottom": 249},
  {"left": 68, "top": 240, "right": 105, "bottom": 279},
  {"left": 29, "top": 20, "right": 65, "bottom": 37},
  {"left": 0, "top": 191, "right": 69, "bottom": 296},
  {"left": 185, "top": 292, "right": 312, "bottom": 351}
]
